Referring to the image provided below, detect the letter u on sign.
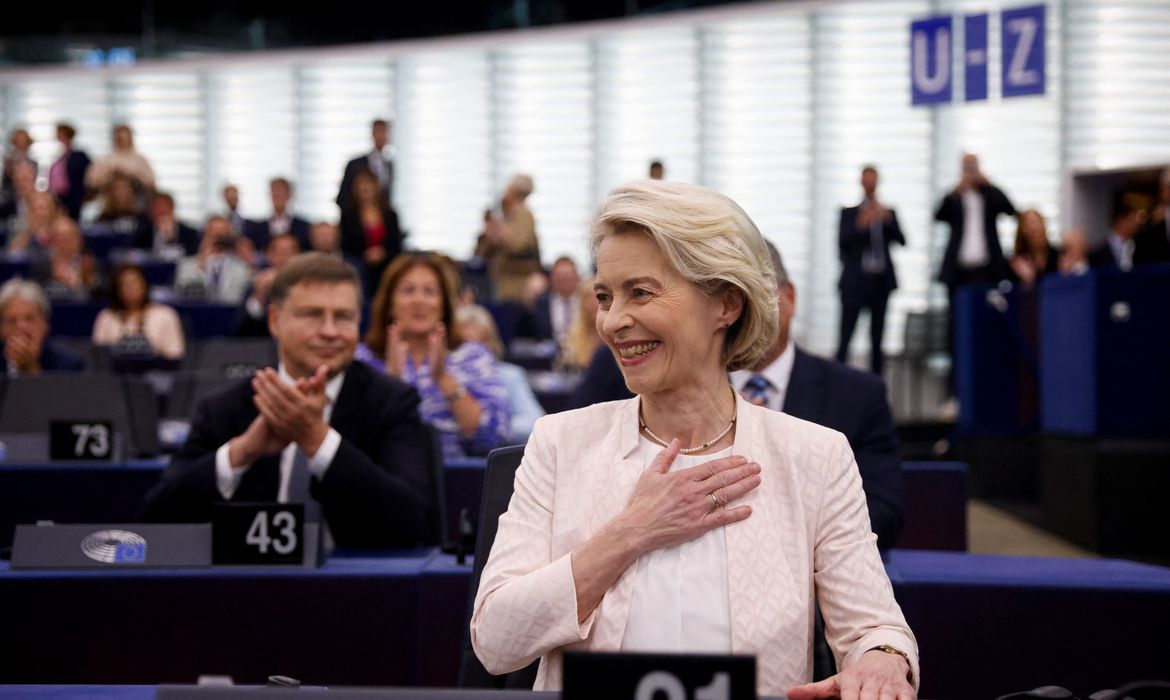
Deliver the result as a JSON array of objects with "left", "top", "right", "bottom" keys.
[{"left": 910, "top": 16, "right": 953, "bottom": 105}]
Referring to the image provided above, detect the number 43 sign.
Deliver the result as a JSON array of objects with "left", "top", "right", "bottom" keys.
[{"left": 911, "top": 4, "right": 1045, "bottom": 106}]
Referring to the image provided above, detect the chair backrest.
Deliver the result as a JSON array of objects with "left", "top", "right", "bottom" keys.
[
  {"left": 166, "top": 371, "right": 240, "bottom": 419},
  {"left": 457, "top": 444, "right": 539, "bottom": 688},
  {"left": 188, "top": 337, "right": 278, "bottom": 378},
  {"left": 0, "top": 374, "right": 160, "bottom": 456},
  {"left": 423, "top": 424, "right": 449, "bottom": 547}
]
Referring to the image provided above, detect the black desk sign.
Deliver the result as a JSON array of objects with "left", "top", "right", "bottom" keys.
[
  {"left": 212, "top": 503, "right": 313, "bottom": 566},
  {"left": 49, "top": 420, "right": 114, "bottom": 461},
  {"left": 564, "top": 651, "right": 757, "bottom": 700}
]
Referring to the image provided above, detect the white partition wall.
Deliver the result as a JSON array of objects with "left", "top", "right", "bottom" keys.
[{"left": 3, "top": 0, "right": 1169, "bottom": 356}]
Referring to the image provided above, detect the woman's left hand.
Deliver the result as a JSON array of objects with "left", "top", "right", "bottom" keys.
[{"left": 787, "top": 648, "right": 915, "bottom": 700}]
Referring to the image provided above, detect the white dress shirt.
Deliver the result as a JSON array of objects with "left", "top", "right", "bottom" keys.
[
  {"left": 958, "top": 189, "right": 989, "bottom": 268},
  {"left": 621, "top": 439, "right": 733, "bottom": 654},
  {"left": 1108, "top": 232, "right": 1135, "bottom": 272},
  {"left": 214, "top": 366, "right": 345, "bottom": 500},
  {"left": 729, "top": 339, "right": 795, "bottom": 412},
  {"left": 550, "top": 294, "right": 578, "bottom": 346}
]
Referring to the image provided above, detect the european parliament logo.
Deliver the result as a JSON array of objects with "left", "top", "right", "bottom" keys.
[{"left": 81, "top": 530, "right": 147, "bottom": 564}]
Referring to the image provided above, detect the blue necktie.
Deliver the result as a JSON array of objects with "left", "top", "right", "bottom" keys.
[{"left": 742, "top": 374, "right": 772, "bottom": 406}]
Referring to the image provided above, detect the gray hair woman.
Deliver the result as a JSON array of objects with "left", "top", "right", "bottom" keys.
[{"left": 471, "top": 180, "right": 918, "bottom": 699}]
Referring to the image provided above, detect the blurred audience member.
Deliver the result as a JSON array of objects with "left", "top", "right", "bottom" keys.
[
  {"left": 0, "top": 278, "right": 84, "bottom": 375},
  {"left": 48, "top": 123, "right": 92, "bottom": 222},
  {"left": 251, "top": 177, "right": 311, "bottom": 252},
  {"left": 340, "top": 168, "right": 401, "bottom": 296},
  {"left": 237, "top": 233, "right": 301, "bottom": 337},
  {"left": 837, "top": 164, "right": 905, "bottom": 376},
  {"left": 2, "top": 129, "right": 35, "bottom": 208},
  {"left": 357, "top": 252, "right": 509, "bottom": 459},
  {"left": 483, "top": 174, "right": 541, "bottom": 302},
  {"left": 95, "top": 174, "right": 152, "bottom": 240},
  {"left": 86, "top": 124, "right": 155, "bottom": 195},
  {"left": 1058, "top": 228, "right": 1090, "bottom": 277},
  {"left": 1008, "top": 209, "right": 1058, "bottom": 288},
  {"left": 648, "top": 160, "right": 664, "bottom": 180},
  {"left": 31, "top": 216, "right": 103, "bottom": 301},
  {"left": 221, "top": 183, "right": 252, "bottom": 238},
  {"left": 136, "top": 192, "right": 200, "bottom": 260},
  {"left": 0, "top": 160, "right": 39, "bottom": 240},
  {"left": 337, "top": 118, "right": 393, "bottom": 207},
  {"left": 309, "top": 221, "right": 342, "bottom": 256},
  {"left": 6, "top": 189, "right": 60, "bottom": 256},
  {"left": 560, "top": 277, "right": 601, "bottom": 372},
  {"left": 455, "top": 303, "right": 544, "bottom": 444},
  {"left": 1135, "top": 166, "right": 1170, "bottom": 266},
  {"left": 1090, "top": 194, "right": 1146, "bottom": 272},
  {"left": 93, "top": 263, "right": 185, "bottom": 359},
  {"left": 518, "top": 256, "right": 580, "bottom": 347},
  {"left": 174, "top": 216, "right": 253, "bottom": 304}
]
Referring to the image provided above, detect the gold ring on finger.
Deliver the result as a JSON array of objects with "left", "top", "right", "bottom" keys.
[{"left": 710, "top": 492, "right": 721, "bottom": 509}]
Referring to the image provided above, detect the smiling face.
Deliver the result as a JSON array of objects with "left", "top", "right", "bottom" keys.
[
  {"left": 390, "top": 263, "right": 445, "bottom": 341},
  {"left": 268, "top": 280, "right": 360, "bottom": 379},
  {"left": 594, "top": 230, "right": 735, "bottom": 397}
]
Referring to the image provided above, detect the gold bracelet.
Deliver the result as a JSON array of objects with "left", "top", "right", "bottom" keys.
[{"left": 867, "top": 645, "right": 914, "bottom": 685}]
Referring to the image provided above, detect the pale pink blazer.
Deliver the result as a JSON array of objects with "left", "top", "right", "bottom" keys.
[{"left": 471, "top": 393, "right": 919, "bottom": 696}]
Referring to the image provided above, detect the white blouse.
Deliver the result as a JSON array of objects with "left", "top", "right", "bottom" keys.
[
  {"left": 92, "top": 303, "right": 186, "bottom": 359},
  {"left": 621, "top": 438, "right": 733, "bottom": 654}
]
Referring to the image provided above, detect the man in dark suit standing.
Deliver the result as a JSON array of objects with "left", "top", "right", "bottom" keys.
[
  {"left": 836, "top": 165, "right": 905, "bottom": 376},
  {"left": 0, "top": 279, "right": 85, "bottom": 375},
  {"left": 337, "top": 119, "right": 393, "bottom": 208},
  {"left": 731, "top": 242, "right": 903, "bottom": 550},
  {"left": 250, "top": 177, "right": 311, "bottom": 252},
  {"left": 142, "top": 253, "right": 436, "bottom": 548},
  {"left": 934, "top": 154, "right": 1017, "bottom": 408},
  {"left": 135, "top": 192, "right": 200, "bottom": 259},
  {"left": 1135, "top": 168, "right": 1170, "bottom": 266},
  {"left": 47, "top": 123, "right": 91, "bottom": 222},
  {"left": 1089, "top": 193, "right": 1146, "bottom": 271}
]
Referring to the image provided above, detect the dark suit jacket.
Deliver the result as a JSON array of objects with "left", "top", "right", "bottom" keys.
[
  {"left": 565, "top": 344, "right": 633, "bottom": 410},
  {"left": 838, "top": 203, "right": 905, "bottom": 297},
  {"left": 54, "top": 150, "right": 92, "bottom": 221},
  {"left": 934, "top": 183, "right": 1016, "bottom": 286},
  {"left": 132, "top": 221, "right": 201, "bottom": 257},
  {"left": 515, "top": 292, "right": 556, "bottom": 341},
  {"left": 1135, "top": 220, "right": 1170, "bottom": 266},
  {"left": 140, "top": 361, "right": 436, "bottom": 548},
  {"left": 1089, "top": 239, "right": 1126, "bottom": 270},
  {"left": 339, "top": 204, "right": 402, "bottom": 263},
  {"left": 783, "top": 347, "right": 904, "bottom": 550},
  {"left": 336, "top": 154, "right": 394, "bottom": 208},
  {"left": 0, "top": 340, "right": 86, "bottom": 373},
  {"left": 249, "top": 216, "right": 312, "bottom": 252}
]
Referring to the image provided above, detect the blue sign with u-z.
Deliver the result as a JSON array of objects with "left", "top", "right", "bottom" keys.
[
  {"left": 910, "top": 16, "right": 953, "bottom": 105},
  {"left": 1002, "top": 5, "right": 1046, "bottom": 98}
]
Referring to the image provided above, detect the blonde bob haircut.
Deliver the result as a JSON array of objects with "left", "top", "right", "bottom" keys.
[{"left": 590, "top": 179, "right": 779, "bottom": 371}]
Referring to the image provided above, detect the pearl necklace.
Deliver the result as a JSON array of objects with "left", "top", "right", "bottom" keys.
[{"left": 639, "top": 412, "right": 737, "bottom": 454}]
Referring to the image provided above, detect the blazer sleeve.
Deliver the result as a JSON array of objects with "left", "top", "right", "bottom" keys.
[
  {"left": 312, "top": 382, "right": 434, "bottom": 548},
  {"left": 813, "top": 432, "right": 920, "bottom": 690},
  {"left": 838, "top": 207, "right": 859, "bottom": 259},
  {"left": 934, "top": 192, "right": 956, "bottom": 222},
  {"left": 471, "top": 417, "right": 598, "bottom": 675},
  {"left": 887, "top": 209, "right": 906, "bottom": 247}
]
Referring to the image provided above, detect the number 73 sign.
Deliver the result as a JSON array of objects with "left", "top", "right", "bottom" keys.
[{"left": 911, "top": 5, "right": 1045, "bottom": 105}]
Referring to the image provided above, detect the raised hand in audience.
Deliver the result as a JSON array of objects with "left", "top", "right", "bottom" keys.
[
  {"left": 251, "top": 365, "right": 330, "bottom": 455},
  {"left": 3, "top": 331, "right": 40, "bottom": 373},
  {"left": 383, "top": 321, "right": 410, "bottom": 378}
]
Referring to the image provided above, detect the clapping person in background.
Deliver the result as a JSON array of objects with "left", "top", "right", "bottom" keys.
[
  {"left": 86, "top": 124, "right": 155, "bottom": 197},
  {"left": 92, "top": 263, "right": 185, "bottom": 359},
  {"left": 174, "top": 216, "right": 253, "bottom": 304},
  {"left": 2, "top": 129, "right": 35, "bottom": 208},
  {"left": 558, "top": 276, "right": 600, "bottom": 372},
  {"left": 455, "top": 303, "right": 545, "bottom": 445},
  {"left": 95, "top": 173, "right": 151, "bottom": 241},
  {"left": 1090, "top": 194, "right": 1146, "bottom": 272},
  {"left": 31, "top": 216, "right": 103, "bottom": 301},
  {"left": 1008, "top": 209, "right": 1058, "bottom": 289},
  {"left": 0, "top": 161, "right": 39, "bottom": 243},
  {"left": 136, "top": 192, "right": 200, "bottom": 260},
  {"left": 1058, "top": 228, "right": 1090, "bottom": 277},
  {"left": 6, "top": 189, "right": 60, "bottom": 256},
  {"left": 483, "top": 174, "right": 541, "bottom": 302},
  {"left": 340, "top": 168, "right": 401, "bottom": 297},
  {"left": 0, "top": 279, "right": 84, "bottom": 375},
  {"left": 250, "top": 177, "right": 311, "bottom": 252},
  {"left": 237, "top": 233, "right": 301, "bottom": 337},
  {"left": 357, "top": 252, "right": 509, "bottom": 459}
]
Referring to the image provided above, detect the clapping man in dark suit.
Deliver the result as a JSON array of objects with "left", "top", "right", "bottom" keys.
[
  {"left": 337, "top": 119, "right": 393, "bottom": 209},
  {"left": 143, "top": 253, "right": 436, "bottom": 548},
  {"left": 731, "top": 241, "right": 903, "bottom": 550},
  {"left": 250, "top": 177, "right": 311, "bottom": 252},
  {"left": 836, "top": 165, "right": 905, "bottom": 376},
  {"left": 0, "top": 279, "right": 85, "bottom": 375}
]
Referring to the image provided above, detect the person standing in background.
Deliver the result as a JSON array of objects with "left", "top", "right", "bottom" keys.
[
  {"left": 337, "top": 119, "right": 393, "bottom": 208},
  {"left": 48, "top": 123, "right": 92, "bottom": 222},
  {"left": 483, "top": 174, "right": 541, "bottom": 303},
  {"left": 836, "top": 165, "right": 905, "bottom": 376}
]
